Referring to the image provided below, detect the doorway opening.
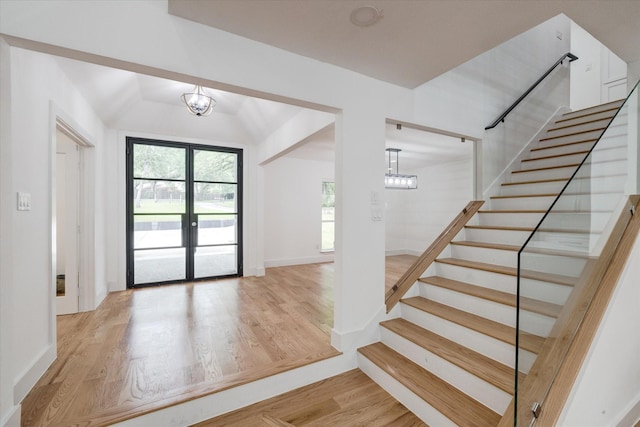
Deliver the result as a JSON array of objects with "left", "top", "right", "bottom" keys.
[{"left": 126, "top": 137, "right": 243, "bottom": 287}]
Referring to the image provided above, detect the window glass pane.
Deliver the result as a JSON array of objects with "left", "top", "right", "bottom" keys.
[
  {"left": 194, "top": 245, "right": 237, "bottom": 278},
  {"left": 321, "top": 181, "right": 335, "bottom": 251},
  {"left": 134, "top": 215, "right": 183, "bottom": 249},
  {"left": 197, "top": 215, "right": 237, "bottom": 246},
  {"left": 194, "top": 183, "right": 237, "bottom": 214},
  {"left": 194, "top": 150, "right": 237, "bottom": 182},
  {"left": 133, "top": 144, "right": 185, "bottom": 180},
  {"left": 322, "top": 222, "right": 334, "bottom": 251},
  {"left": 133, "top": 180, "right": 185, "bottom": 214},
  {"left": 134, "top": 248, "right": 186, "bottom": 284}
]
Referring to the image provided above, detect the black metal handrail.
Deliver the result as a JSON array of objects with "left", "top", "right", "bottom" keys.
[{"left": 485, "top": 52, "right": 578, "bottom": 130}]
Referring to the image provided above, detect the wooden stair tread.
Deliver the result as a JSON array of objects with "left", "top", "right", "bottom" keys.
[
  {"left": 451, "top": 240, "right": 520, "bottom": 251},
  {"left": 400, "top": 297, "right": 544, "bottom": 353},
  {"left": 521, "top": 150, "right": 589, "bottom": 162},
  {"left": 380, "top": 318, "right": 521, "bottom": 394},
  {"left": 358, "top": 343, "right": 500, "bottom": 427},
  {"left": 419, "top": 275, "right": 562, "bottom": 318},
  {"left": 479, "top": 209, "right": 546, "bottom": 213},
  {"left": 465, "top": 224, "right": 534, "bottom": 232},
  {"left": 502, "top": 178, "right": 567, "bottom": 186},
  {"left": 539, "top": 127, "right": 606, "bottom": 142},
  {"left": 491, "top": 193, "right": 558, "bottom": 199},
  {"left": 512, "top": 163, "right": 580, "bottom": 173},
  {"left": 435, "top": 257, "right": 577, "bottom": 286},
  {"left": 547, "top": 116, "right": 615, "bottom": 132},
  {"left": 531, "top": 138, "right": 597, "bottom": 152}
]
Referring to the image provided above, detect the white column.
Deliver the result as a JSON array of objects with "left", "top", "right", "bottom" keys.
[
  {"left": 332, "top": 105, "right": 386, "bottom": 351},
  {"left": 626, "top": 83, "right": 640, "bottom": 195}
]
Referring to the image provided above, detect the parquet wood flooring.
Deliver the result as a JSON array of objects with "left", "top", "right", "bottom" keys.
[
  {"left": 21, "top": 257, "right": 416, "bottom": 427},
  {"left": 193, "top": 369, "right": 426, "bottom": 426}
]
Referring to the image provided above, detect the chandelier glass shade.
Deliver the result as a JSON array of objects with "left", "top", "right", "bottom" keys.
[
  {"left": 385, "top": 148, "right": 418, "bottom": 189},
  {"left": 181, "top": 85, "right": 216, "bottom": 116}
]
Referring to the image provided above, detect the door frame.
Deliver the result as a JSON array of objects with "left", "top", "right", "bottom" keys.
[
  {"left": 50, "top": 104, "right": 95, "bottom": 315},
  {"left": 125, "top": 136, "right": 244, "bottom": 288}
]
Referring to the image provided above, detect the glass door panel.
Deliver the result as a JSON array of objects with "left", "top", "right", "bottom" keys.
[{"left": 127, "top": 138, "right": 242, "bottom": 287}]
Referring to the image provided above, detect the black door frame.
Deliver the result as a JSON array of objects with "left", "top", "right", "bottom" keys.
[{"left": 126, "top": 137, "right": 243, "bottom": 288}]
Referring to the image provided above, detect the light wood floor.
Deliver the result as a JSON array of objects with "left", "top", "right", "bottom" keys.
[
  {"left": 21, "top": 257, "right": 417, "bottom": 426},
  {"left": 386, "top": 254, "right": 419, "bottom": 293},
  {"left": 194, "top": 369, "right": 426, "bottom": 426}
]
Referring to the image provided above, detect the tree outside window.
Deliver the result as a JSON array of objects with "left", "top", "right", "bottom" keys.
[{"left": 321, "top": 181, "right": 335, "bottom": 252}]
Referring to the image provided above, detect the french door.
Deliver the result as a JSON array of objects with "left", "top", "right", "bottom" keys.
[{"left": 126, "top": 137, "right": 242, "bottom": 287}]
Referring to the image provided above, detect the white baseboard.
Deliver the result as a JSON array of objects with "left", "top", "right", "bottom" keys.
[
  {"left": 13, "top": 343, "right": 56, "bottom": 404},
  {"left": 264, "top": 254, "right": 334, "bottom": 268},
  {"left": 1, "top": 404, "right": 20, "bottom": 427},
  {"left": 331, "top": 304, "right": 394, "bottom": 354},
  {"left": 386, "top": 249, "right": 422, "bottom": 257}
]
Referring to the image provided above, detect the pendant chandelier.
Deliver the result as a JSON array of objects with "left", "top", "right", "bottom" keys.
[
  {"left": 181, "top": 85, "right": 216, "bottom": 116},
  {"left": 385, "top": 148, "right": 418, "bottom": 189}
]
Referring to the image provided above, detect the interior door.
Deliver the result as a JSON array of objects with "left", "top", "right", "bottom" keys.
[
  {"left": 127, "top": 138, "right": 242, "bottom": 287},
  {"left": 56, "top": 131, "right": 80, "bottom": 314}
]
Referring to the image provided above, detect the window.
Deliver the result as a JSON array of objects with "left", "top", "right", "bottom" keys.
[{"left": 321, "top": 181, "right": 335, "bottom": 252}]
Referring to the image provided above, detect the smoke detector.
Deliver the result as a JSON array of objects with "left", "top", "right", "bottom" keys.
[{"left": 350, "top": 5, "right": 383, "bottom": 27}]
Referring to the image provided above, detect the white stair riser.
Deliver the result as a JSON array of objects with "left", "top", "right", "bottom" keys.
[
  {"left": 490, "top": 195, "right": 556, "bottom": 211},
  {"left": 526, "top": 231, "right": 600, "bottom": 253},
  {"left": 477, "top": 212, "right": 545, "bottom": 228},
  {"left": 380, "top": 328, "right": 512, "bottom": 414},
  {"left": 530, "top": 141, "right": 595, "bottom": 159},
  {"left": 433, "top": 262, "right": 571, "bottom": 305},
  {"left": 510, "top": 166, "right": 576, "bottom": 183},
  {"left": 552, "top": 192, "right": 623, "bottom": 212},
  {"left": 419, "top": 283, "right": 555, "bottom": 337},
  {"left": 545, "top": 118, "right": 616, "bottom": 137},
  {"left": 450, "top": 244, "right": 516, "bottom": 268},
  {"left": 554, "top": 110, "right": 617, "bottom": 127},
  {"left": 500, "top": 180, "right": 567, "bottom": 196},
  {"left": 521, "top": 152, "right": 592, "bottom": 171},
  {"left": 540, "top": 211, "right": 613, "bottom": 231},
  {"left": 463, "top": 227, "right": 530, "bottom": 246},
  {"left": 358, "top": 353, "right": 457, "bottom": 427},
  {"left": 521, "top": 252, "right": 588, "bottom": 278},
  {"left": 400, "top": 303, "right": 536, "bottom": 373}
]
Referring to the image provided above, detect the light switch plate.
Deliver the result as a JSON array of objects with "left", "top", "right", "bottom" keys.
[{"left": 17, "top": 192, "right": 31, "bottom": 211}]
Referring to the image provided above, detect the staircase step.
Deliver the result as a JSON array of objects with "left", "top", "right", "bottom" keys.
[
  {"left": 419, "top": 275, "right": 561, "bottom": 318},
  {"left": 530, "top": 139, "right": 597, "bottom": 157},
  {"left": 545, "top": 118, "right": 616, "bottom": 138},
  {"left": 381, "top": 318, "right": 520, "bottom": 395},
  {"left": 500, "top": 178, "right": 567, "bottom": 196},
  {"left": 435, "top": 257, "right": 577, "bottom": 287},
  {"left": 510, "top": 163, "right": 579, "bottom": 183},
  {"left": 400, "top": 297, "right": 544, "bottom": 354},
  {"left": 558, "top": 100, "right": 624, "bottom": 121},
  {"left": 520, "top": 151, "right": 590, "bottom": 170},
  {"left": 554, "top": 108, "right": 618, "bottom": 127},
  {"left": 358, "top": 343, "right": 501, "bottom": 427}
]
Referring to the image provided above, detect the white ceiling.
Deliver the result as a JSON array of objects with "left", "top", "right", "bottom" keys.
[{"left": 168, "top": 0, "right": 640, "bottom": 89}]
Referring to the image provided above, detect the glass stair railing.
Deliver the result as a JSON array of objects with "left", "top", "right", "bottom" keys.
[{"left": 514, "top": 80, "right": 640, "bottom": 426}]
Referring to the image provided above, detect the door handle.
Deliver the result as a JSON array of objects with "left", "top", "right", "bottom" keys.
[{"left": 191, "top": 222, "right": 197, "bottom": 227}]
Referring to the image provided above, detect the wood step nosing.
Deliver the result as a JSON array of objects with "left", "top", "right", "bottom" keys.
[
  {"left": 531, "top": 138, "right": 597, "bottom": 152},
  {"left": 512, "top": 163, "right": 579, "bottom": 174},
  {"left": 559, "top": 100, "right": 624, "bottom": 118},
  {"left": 547, "top": 116, "right": 616, "bottom": 132},
  {"left": 539, "top": 127, "right": 606, "bottom": 142}
]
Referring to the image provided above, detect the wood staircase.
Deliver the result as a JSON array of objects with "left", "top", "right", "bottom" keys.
[{"left": 358, "top": 100, "right": 627, "bottom": 426}]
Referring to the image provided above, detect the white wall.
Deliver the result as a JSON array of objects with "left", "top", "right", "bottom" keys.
[
  {"left": 0, "top": 46, "right": 107, "bottom": 423},
  {"left": 385, "top": 158, "right": 474, "bottom": 255},
  {"left": 263, "top": 156, "right": 334, "bottom": 266},
  {"left": 413, "top": 14, "right": 571, "bottom": 193},
  {"left": 558, "top": 228, "right": 640, "bottom": 427},
  {"left": 570, "top": 21, "right": 628, "bottom": 111}
]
